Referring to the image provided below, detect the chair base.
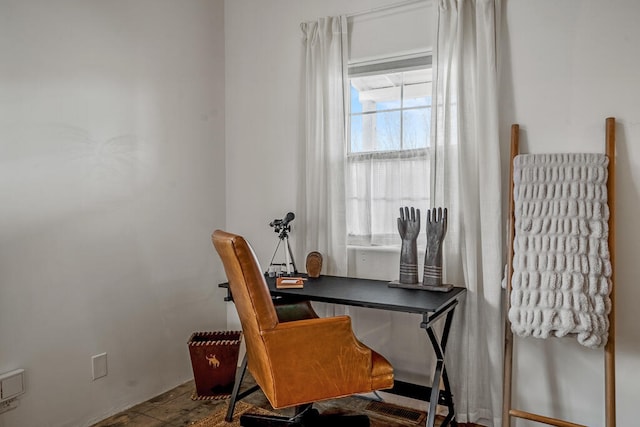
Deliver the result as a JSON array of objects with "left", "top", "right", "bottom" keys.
[{"left": 240, "top": 409, "right": 370, "bottom": 427}]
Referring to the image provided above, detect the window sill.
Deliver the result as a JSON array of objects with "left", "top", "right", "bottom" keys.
[
  {"left": 347, "top": 244, "right": 426, "bottom": 255},
  {"left": 348, "top": 244, "right": 398, "bottom": 253}
]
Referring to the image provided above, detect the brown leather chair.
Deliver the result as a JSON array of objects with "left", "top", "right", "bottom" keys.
[{"left": 212, "top": 230, "right": 394, "bottom": 426}]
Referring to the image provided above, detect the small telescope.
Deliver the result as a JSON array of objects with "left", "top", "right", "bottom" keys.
[
  {"left": 269, "top": 212, "right": 295, "bottom": 233},
  {"left": 268, "top": 212, "right": 297, "bottom": 275}
]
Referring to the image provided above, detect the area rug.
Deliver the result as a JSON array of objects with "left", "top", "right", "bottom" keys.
[
  {"left": 192, "top": 399, "right": 444, "bottom": 427},
  {"left": 191, "top": 401, "right": 279, "bottom": 427}
]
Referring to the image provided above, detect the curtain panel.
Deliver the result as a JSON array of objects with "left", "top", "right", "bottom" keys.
[
  {"left": 431, "top": 0, "right": 503, "bottom": 425},
  {"left": 346, "top": 149, "right": 431, "bottom": 247},
  {"left": 299, "top": 16, "right": 349, "bottom": 276}
]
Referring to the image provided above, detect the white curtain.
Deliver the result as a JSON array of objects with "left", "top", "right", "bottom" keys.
[
  {"left": 431, "top": 0, "right": 503, "bottom": 425},
  {"left": 299, "top": 16, "right": 348, "bottom": 276},
  {"left": 346, "top": 149, "right": 430, "bottom": 247}
]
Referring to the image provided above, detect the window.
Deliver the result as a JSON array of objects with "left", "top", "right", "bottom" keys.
[{"left": 346, "top": 55, "right": 432, "bottom": 247}]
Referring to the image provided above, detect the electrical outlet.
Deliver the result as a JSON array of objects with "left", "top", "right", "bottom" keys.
[
  {"left": 92, "top": 353, "right": 107, "bottom": 380},
  {"left": 0, "top": 397, "right": 19, "bottom": 414}
]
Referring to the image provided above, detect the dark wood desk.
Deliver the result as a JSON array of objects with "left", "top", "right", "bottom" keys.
[{"left": 221, "top": 275, "right": 466, "bottom": 427}]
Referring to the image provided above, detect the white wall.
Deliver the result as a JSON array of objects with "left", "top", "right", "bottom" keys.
[
  {"left": 501, "top": 1, "right": 640, "bottom": 426},
  {"left": 0, "top": 1, "right": 227, "bottom": 426}
]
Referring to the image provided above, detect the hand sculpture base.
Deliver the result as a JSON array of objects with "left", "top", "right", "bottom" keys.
[{"left": 388, "top": 281, "right": 454, "bottom": 293}]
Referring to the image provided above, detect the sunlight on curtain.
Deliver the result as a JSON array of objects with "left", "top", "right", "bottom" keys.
[
  {"left": 300, "top": 16, "right": 348, "bottom": 275},
  {"left": 431, "top": 0, "right": 503, "bottom": 425}
]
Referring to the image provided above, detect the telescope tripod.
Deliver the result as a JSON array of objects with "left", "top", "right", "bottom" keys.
[{"left": 268, "top": 228, "right": 298, "bottom": 276}]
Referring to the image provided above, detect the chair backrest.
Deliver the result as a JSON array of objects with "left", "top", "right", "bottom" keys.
[{"left": 212, "top": 230, "right": 278, "bottom": 397}]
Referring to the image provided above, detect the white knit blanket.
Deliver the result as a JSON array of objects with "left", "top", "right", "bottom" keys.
[{"left": 509, "top": 153, "right": 612, "bottom": 348}]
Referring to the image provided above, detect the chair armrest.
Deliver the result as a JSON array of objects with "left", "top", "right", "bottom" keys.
[{"left": 260, "top": 316, "right": 374, "bottom": 407}]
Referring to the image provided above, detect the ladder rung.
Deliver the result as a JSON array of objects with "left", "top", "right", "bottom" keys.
[{"left": 509, "top": 409, "right": 587, "bottom": 427}]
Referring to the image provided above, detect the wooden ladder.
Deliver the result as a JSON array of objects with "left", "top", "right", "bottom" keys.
[{"left": 502, "top": 118, "right": 617, "bottom": 427}]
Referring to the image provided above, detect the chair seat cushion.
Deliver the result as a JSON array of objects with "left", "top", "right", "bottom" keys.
[{"left": 274, "top": 300, "right": 318, "bottom": 322}]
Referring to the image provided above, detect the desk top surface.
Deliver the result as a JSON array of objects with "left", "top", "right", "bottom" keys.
[{"left": 266, "top": 275, "right": 466, "bottom": 315}]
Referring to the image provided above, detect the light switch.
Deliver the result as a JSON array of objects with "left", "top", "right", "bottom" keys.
[{"left": 0, "top": 369, "right": 24, "bottom": 402}]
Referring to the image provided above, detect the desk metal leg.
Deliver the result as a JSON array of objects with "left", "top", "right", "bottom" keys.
[
  {"left": 225, "top": 354, "right": 247, "bottom": 421},
  {"left": 225, "top": 354, "right": 262, "bottom": 422},
  {"left": 422, "top": 301, "right": 458, "bottom": 427}
]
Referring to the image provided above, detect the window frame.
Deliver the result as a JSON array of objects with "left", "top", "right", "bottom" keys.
[{"left": 345, "top": 53, "right": 433, "bottom": 247}]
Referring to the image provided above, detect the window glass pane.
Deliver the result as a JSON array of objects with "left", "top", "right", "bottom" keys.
[
  {"left": 352, "top": 75, "right": 401, "bottom": 113},
  {"left": 403, "top": 107, "right": 430, "bottom": 149},
  {"left": 361, "top": 87, "right": 401, "bottom": 113},
  {"left": 403, "top": 68, "right": 431, "bottom": 85},
  {"left": 402, "top": 68, "right": 431, "bottom": 107},
  {"left": 350, "top": 85, "right": 363, "bottom": 113},
  {"left": 374, "top": 111, "right": 401, "bottom": 151},
  {"left": 404, "top": 97, "right": 429, "bottom": 108},
  {"left": 376, "top": 98, "right": 401, "bottom": 111},
  {"left": 350, "top": 115, "right": 363, "bottom": 153},
  {"left": 403, "top": 85, "right": 430, "bottom": 108}
]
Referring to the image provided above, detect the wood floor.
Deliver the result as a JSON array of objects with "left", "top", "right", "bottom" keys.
[{"left": 91, "top": 374, "right": 482, "bottom": 427}]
